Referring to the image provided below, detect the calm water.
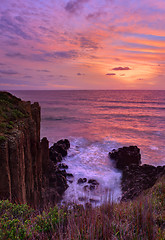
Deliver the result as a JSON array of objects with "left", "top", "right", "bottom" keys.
[{"left": 11, "top": 90, "right": 165, "bottom": 205}]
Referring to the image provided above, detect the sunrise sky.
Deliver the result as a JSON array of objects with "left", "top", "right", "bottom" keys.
[{"left": 0, "top": 0, "right": 165, "bottom": 90}]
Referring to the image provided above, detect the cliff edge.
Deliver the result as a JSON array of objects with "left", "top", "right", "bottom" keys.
[{"left": 0, "top": 92, "right": 67, "bottom": 208}]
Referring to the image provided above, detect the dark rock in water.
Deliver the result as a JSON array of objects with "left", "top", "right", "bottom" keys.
[
  {"left": 49, "top": 149, "right": 62, "bottom": 163},
  {"left": 77, "top": 178, "right": 87, "bottom": 184},
  {"left": 68, "top": 180, "right": 73, "bottom": 183},
  {"left": 78, "top": 197, "right": 87, "bottom": 201},
  {"left": 52, "top": 144, "right": 67, "bottom": 157},
  {"left": 49, "top": 139, "right": 70, "bottom": 159},
  {"left": 110, "top": 146, "right": 165, "bottom": 201},
  {"left": 83, "top": 185, "right": 88, "bottom": 191},
  {"left": 58, "top": 163, "right": 68, "bottom": 169},
  {"left": 56, "top": 174, "right": 68, "bottom": 195},
  {"left": 57, "top": 139, "right": 70, "bottom": 149},
  {"left": 89, "top": 185, "right": 96, "bottom": 191},
  {"left": 57, "top": 169, "right": 67, "bottom": 177},
  {"left": 48, "top": 140, "right": 71, "bottom": 203},
  {"left": 66, "top": 173, "right": 74, "bottom": 178},
  {"left": 121, "top": 164, "right": 165, "bottom": 201},
  {"left": 88, "top": 179, "right": 99, "bottom": 185},
  {"left": 109, "top": 146, "right": 141, "bottom": 170},
  {"left": 48, "top": 160, "right": 68, "bottom": 200},
  {"left": 82, "top": 180, "right": 99, "bottom": 191},
  {"left": 89, "top": 198, "right": 99, "bottom": 203}
]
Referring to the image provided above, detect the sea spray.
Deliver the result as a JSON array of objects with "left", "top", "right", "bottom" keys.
[{"left": 60, "top": 137, "right": 122, "bottom": 206}]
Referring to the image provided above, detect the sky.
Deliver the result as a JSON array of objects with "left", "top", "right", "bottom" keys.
[{"left": 0, "top": 0, "right": 165, "bottom": 90}]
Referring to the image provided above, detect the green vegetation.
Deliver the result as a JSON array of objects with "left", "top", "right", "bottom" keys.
[
  {"left": 0, "top": 92, "right": 29, "bottom": 135},
  {"left": 0, "top": 177, "right": 164, "bottom": 239},
  {"left": 0, "top": 135, "right": 6, "bottom": 142}
]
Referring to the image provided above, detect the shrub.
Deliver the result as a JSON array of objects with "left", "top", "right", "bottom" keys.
[
  {"left": 0, "top": 123, "right": 6, "bottom": 129},
  {"left": 0, "top": 135, "right": 6, "bottom": 142},
  {"left": 0, "top": 177, "right": 164, "bottom": 239}
]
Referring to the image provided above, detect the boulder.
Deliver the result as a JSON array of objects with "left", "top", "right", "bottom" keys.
[
  {"left": 88, "top": 179, "right": 99, "bottom": 185},
  {"left": 121, "top": 164, "right": 165, "bottom": 201},
  {"left": 66, "top": 173, "right": 74, "bottom": 178},
  {"left": 51, "top": 144, "right": 67, "bottom": 157},
  {"left": 89, "top": 185, "right": 96, "bottom": 191},
  {"left": 56, "top": 174, "right": 68, "bottom": 195},
  {"left": 78, "top": 197, "right": 87, "bottom": 201},
  {"left": 58, "top": 163, "right": 68, "bottom": 169},
  {"left": 57, "top": 139, "right": 70, "bottom": 149},
  {"left": 109, "top": 146, "right": 141, "bottom": 170},
  {"left": 82, "top": 179, "right": 99, "bottom": 191},
  {"left": 109, "top": 146, "right": 165, "bottom": 201},
  {"left": 77, "top": 178, "right": 87, "bottom": 184},
  {"left": 49, "top": 149, "right": 62, "bottom": 163},
  {"left": 48, "top": 160, "right": 68, "bottom": 196},
  {"left": 49, "top": 139, "right": 70, "bottom": 161}
]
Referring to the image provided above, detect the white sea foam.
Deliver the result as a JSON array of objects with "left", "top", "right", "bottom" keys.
[
  {"left": 150, "top": 146, "right": 159, "bottom": 150},
  {"left": 61, "top": 137, "right": 122, "bottom": 206}
]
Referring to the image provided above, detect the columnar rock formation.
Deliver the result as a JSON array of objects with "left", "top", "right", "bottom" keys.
[{"left": 0, "top": 92, "right": 68, "bottom": 208}]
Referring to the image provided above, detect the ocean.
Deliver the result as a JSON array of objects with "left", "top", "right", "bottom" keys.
[{"left": 11, "top": 90, "right": 165, "bottom": 205}]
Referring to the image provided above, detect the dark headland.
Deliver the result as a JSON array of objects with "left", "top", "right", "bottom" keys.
[
  {"left": 0, "top": 91, "right": 164, "bottom": 239},
  {"left": 0, "top": 91, "right": 70, "bottom": 208}
]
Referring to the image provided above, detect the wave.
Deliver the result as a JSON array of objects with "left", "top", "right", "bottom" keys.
[
  {"left": 97, "top": 105, "right": 165, "bottom": 110},
  {"left": 42, "top": 116, "right": 92, "bottom": 124},
  {"left": 61, "top": 137, "right": 122, "bottom": 206},
  {"left": 97, "top": 100, "right": 165, "bottom": 105},
  {"left": 91, "top": 112, "right": 165, "bottom": 121}
]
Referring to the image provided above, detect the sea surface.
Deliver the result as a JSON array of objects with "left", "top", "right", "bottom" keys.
[{"left": 11, "top": 90, "right": 165, "bottom": 205}]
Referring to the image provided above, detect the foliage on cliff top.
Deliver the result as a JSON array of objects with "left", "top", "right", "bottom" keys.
[
  {"left": 0, "top": 176, "right": 164, "bottom": 240},
  {"left": 0, "top": 92, "right": 29, "bottom": 136}
]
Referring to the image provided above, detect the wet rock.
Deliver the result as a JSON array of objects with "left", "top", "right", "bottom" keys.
[
  {"left": 82, "top": 179, "right": 99, "bottom": 191},
  {"left": 58, "top": 163, "right": 68, "bottom": 169},
  {"left": 88, "top": 179, "right": 99, "bottom": 185},
  {"left": 58, "top": 169, "right": 67, "bottom": 177},
  {"left": 121, "top": 164, "right": 165, "bottom": 201},
  {"left": 66, "top": 173, "right": 74, "bottom": 178},
  {"left": 68, "top": 180, "right": 73, "bottom": 183},
  {"left": 109, "top": 146, "right": 141, "bottom": 170},
  {"left": 48, "top": 160, "right": 68, "bottom": 196},
  {"left": 110, "top": 146, "right": 165, "bottom": 201},
  {"left": 89, "top": 185, "right": 96, "bottom": 191},
  {"left": 89, "top": 198, "right": 100, "bottom": 204},
  {"left": 51, "top": 144, "right": 67, "bottom": 157},
  {"left": 49, "top": 139, "right": 70, "bottom": 159},
  {"left": 57, "top": 139, "right": 70, "bottom": 149},
  {"left": 83, "top": 185, "right": 89, "bottom": 191},
  {"left": 56, "top": 174, "right": 68, "bottom": 195},
  {"left": 78, "top": 197, "right": 87, "bottom": 202},
  {"left": 49, "top": 148, "right": 62, "bottom": 163},
  {"left": 77, "top": 178, "right": 87, "bottom": 184}
]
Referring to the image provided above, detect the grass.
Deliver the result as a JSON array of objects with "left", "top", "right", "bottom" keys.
[{"left": 0, "top": 176, "right": 164, "bottom": 240}]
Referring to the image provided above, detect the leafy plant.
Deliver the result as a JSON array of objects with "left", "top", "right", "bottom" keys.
[{"left": 0, "top": 177, "right": 164, "bottom": 239}]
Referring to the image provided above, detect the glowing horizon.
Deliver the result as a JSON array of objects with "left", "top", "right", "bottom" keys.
[{"left": 0, "top": 0, "right": 165, "bottom": 90}]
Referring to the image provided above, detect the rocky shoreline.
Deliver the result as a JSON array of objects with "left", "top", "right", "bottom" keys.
[
  {"left": 0, "top": 92, "right": 71, "bottom": 208},
  {"left": 49, "top": 142, "right": 165, "bottom": 204},
  {"left": 109, "top": 146, "right": 165, "bottom": 201},
  {"left": 0, "top": 92, "right": 164, "bottom": 207}
]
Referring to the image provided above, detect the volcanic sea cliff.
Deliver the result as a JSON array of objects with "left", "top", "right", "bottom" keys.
[
  {"left": 0, "top": 92, "right": 69, "bottom": 208},
  {"left": 0, "top": 91, "right": 164, "bottom": 208}
]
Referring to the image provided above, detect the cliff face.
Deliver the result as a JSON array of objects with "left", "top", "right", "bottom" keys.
[{"left": 0, "top": 92, "right": 50, "bottom": 208}]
